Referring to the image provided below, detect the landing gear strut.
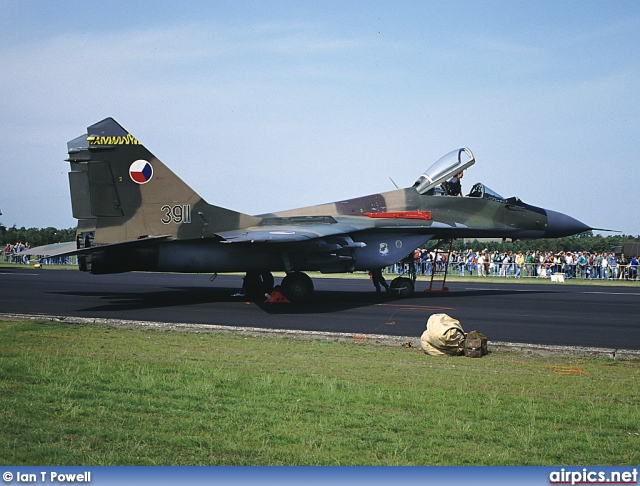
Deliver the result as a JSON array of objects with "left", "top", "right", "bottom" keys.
[{"left": 242, "top": 271, "right": 275, "bottom": 300}]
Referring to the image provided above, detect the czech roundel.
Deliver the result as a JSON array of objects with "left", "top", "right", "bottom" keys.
[{"left": 129, "top": 160, "right": 153, "bottom": 184}]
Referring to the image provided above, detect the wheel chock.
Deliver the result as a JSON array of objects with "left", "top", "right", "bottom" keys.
[{"left": 264, "top": 289, "right": 291, "bottom": 304}]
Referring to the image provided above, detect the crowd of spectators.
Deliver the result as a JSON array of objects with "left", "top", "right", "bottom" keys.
[
  {"left": 3, "top": 242, "right": 31, "bottom": 264},
  {"left": 389, "top": 248, "right": 639, "bottom": 281},
  {"left": 3, "top": 242, "right": 72, "bottom": 265},
  {"left": 4, "top": 239, "right": 639, "bottom": 281}
]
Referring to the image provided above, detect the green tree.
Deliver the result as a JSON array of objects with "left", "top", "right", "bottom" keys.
[{"left": 0, "top": 226, "right": 75, "bottom": 247}]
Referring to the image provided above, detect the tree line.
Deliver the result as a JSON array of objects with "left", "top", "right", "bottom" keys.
[{"left": 0, "top": 225, "right": 76, "bottom": 248}]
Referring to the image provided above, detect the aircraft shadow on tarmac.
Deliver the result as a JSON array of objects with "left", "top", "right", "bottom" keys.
[
  {"left": 51, "top": 287, "right": 400, "bottom": 314},
  {"left": 256, "top": 287, "right": 555, "bottom": 315},
  {"left": 49, "top": 286, "right": 552, "bottom": 315}
]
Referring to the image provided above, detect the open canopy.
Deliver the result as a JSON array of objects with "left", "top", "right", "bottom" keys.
[{"left": 414, "top": 148, "right": 475, "bottom": 194}]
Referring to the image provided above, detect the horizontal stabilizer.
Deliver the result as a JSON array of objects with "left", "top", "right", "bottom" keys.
[
  {"left": 23, "top": 235, "right": 172, "bottom": 259},
  {"left": 20, "top": 241, "right": 78, "bottom": 257}
]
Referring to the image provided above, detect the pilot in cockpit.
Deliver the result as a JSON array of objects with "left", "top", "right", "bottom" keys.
[
  {"left": 414, "top": 148, "right": 474, "bottom": 196},
  {"left": 444, "top": 171, "right": 464, "bottom": 196}
]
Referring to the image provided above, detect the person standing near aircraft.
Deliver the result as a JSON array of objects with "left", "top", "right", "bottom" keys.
[
  {"left": 413, "top": 248, "right": 422, "bottom": 275},
  {"left": 600, "top": 252, "right": 609, "bottom": 279},
  {"left": 515, "top": 251, "right": 525, "bottom": 278},
  {"left": 577, "top": 252, "right": 588, "bottom": 279},
  {"left": 608, "top": 253, "right": 617, "bottom": 280},
  {"left": 628, "top": 255, "right": 638, "bottom": 280},
  {"left": 370, "top": 268, "right": 390, "bottom": 293},
  {"left": 564, "top": 251, "right": 574, "bottom": 278},
  {"left": 618, "top": 254, "right": 628, "bottom": 279},
  {"left": 477, "top": 251, "right": 485, "bottom": 277}
]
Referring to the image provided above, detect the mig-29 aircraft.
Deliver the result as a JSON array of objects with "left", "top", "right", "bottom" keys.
[{"left": 36, "top": 118, "right": 591, "bottom": 302}]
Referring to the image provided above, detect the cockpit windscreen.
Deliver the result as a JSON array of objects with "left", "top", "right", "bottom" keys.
[{"left": 467, "top": 182, "right": 505, "bottom": 202}]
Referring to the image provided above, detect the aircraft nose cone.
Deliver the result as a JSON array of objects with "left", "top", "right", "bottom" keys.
[{"left": 544, "top": 209, "right": 591, "bottom": 238}]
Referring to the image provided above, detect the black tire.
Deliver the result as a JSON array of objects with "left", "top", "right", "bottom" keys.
[
  {"left": 390, "top": 277, "right": 414, "bottom": 298},
  {"left": 281, "top": 272, "right": 314, "bottom": 303}
]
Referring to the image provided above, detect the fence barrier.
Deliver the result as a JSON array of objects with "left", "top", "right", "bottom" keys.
[
  {"left": 385, "top": 261, "right": 638, "bottom": 281},
  {"left": 2, "top": 252, "right": 76, "bottom": 266}
]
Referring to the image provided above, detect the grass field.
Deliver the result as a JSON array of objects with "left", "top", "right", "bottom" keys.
[{"left": 1, "top": 319, "right": 639, "bottom": 465}]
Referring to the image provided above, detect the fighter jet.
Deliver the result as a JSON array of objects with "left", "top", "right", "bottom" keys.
[{"left": 39, "top": 117, "right": 591, "bottom": 301}]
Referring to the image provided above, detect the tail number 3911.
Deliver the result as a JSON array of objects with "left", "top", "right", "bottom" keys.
[{"left": 161, "top": 204, "right": 191, "bottom": 224}]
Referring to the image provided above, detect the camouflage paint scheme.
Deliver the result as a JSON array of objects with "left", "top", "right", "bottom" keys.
[{"left": 63, "top": 118, "right": 590, "bottom": 284}]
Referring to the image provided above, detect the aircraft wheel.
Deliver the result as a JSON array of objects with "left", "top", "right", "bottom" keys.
[
  {"left": 281, "top": 272, "right": 314, "bottom": 303},
  {"left": 390, "top": 277, "right": 414, "bottom": 298},
  {"left": 244, "top": 272, "right": 275, "bottom": 300}
]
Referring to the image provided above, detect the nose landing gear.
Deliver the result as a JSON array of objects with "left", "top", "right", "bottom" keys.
[{"left": 389, "top": 276, "right": 415, "bottom": 297}]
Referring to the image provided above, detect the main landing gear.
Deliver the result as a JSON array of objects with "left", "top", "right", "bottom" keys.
[
  {"left": 280, "top": 272, "right": 314, "bottom": 303},
  {"left": 240, "top": 271, "right": 275, "bottom": 300},
  {"left": 238, "top": 261, "right": 423, "bottom": 303},
  {"left": 237, "top": 271, "right": 314, "bottom": 303}
]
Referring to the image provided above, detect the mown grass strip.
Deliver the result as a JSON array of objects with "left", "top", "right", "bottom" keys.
[{"left": 1, "top": 320, "right": 639, "bottom": 465}]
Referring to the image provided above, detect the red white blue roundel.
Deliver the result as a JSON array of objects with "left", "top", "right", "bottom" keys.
[{"left": 129, "top": 160, "right": 153, "bottom": 184}]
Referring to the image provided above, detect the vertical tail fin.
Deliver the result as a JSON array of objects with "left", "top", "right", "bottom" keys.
[{"left": 67, "top": 118, "right": 258, "bottom": 246}]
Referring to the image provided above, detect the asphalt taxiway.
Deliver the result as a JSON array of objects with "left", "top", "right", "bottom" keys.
[{"left": 1, "top": 268, "right": 638, "bottom": 351}]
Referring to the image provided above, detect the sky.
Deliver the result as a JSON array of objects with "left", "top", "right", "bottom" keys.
[{"left": 0, "top": 0, "right": 638, "bottom": 236}]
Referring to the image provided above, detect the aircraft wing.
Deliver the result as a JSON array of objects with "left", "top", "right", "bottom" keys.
[
  {"left": 215, "top": 216, "right": 372, "bottom": 243},
  {"left": 215, "top": 212, "right": 453, "bottom": 243}
]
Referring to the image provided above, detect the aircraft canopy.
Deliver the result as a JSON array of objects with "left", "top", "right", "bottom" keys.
[
  {"left": 414, "top": 147, "right": 475, "bottom": 194},
  {"left": 467, "top": 182, "right": 505, "bottom": 201}
]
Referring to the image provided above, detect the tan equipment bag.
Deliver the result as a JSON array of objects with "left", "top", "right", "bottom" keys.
[{"left": 420, "top": 313, "right": 466, "bottom": 356}]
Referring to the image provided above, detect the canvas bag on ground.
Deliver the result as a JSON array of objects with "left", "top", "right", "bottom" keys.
[
  {"left": 420, "top": 313, "right": 465, "bottom": 356},
  {"left": 463, "top": 330, "right": 488, "bottom": 357}
]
